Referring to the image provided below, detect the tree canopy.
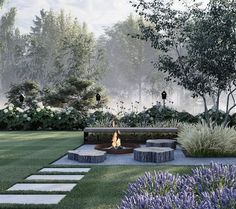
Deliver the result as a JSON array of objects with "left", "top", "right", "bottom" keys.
[
  {"left": 43, "top": 77, "right": 108, "bottom": 112},
  {"left": 131, "top": 0, "right": 236, "bottom": 125}
]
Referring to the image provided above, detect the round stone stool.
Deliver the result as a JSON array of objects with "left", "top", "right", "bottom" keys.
[
  {"left": 68, "top": 150, "right": 106, "bottom": 163},
  {"left": 134, "top": 147, "right": 174, "bottom": 163},
  {"left": 146, "top": 139, "right": 176, "bottom": 149}
]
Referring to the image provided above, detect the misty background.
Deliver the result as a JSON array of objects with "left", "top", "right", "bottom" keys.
[{"left": 0, "top": 0, "right": 226, "bottom": 115}]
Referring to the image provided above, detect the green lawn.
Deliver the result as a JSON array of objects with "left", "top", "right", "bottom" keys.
[{"left": 0, "top": 131, "right": 194, "bottom": 209}]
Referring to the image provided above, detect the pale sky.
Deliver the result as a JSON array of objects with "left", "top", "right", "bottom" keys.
[
  {"left": 0, "top": 0, "right": 207, "bottom": 37},
  {"left": 1, "top": 0, "right": 135, "bottom": 37}
]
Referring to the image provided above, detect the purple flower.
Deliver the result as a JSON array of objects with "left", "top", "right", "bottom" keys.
[{"left": 118, "top": 163, "right": 236, "bottom": 209}]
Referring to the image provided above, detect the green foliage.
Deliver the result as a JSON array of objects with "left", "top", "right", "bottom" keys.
[
  {"left": 178, "top": 121, "right": 236, "bottom": 157},
  {"left": 229, "top": 113, "right": 236, "bottom": 127},
  {"left": 0, "top": 104, "right": 86, "bottom": 131},
  {"left": 0, "top": 4, "right": 19, "bottom": 90},
  {"left": 0, "top": 9, "right": 106, "bottom": 90},
  {"left": 197, "top": 109, "right": 231, "bottom": 126},
  {"left": 0, "top": 0, "right": 4, "bottom": 8},
  {"left": 6, "top": 80, "right": 41, "bottom": 108},
  {"left": 177, "top": 111, "right": 198, "bottom": 123},
  {"left": 43, "top": 77, "right": 108, "bottom": 112},
  {"left": 131, "top": 0, "right": 236, "bottom": 126},
  {"left": 86, "top": 111, "right": 116, "bottom": 127},
  {"left": 119, "top": 106, "right": 198, "bottom": 127},
  {"left": 131, "top": 0, "right": 236, "bottom": 96}
]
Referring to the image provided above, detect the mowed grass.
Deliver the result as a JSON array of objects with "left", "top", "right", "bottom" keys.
[
  {"left": 0, "top": 131, "right": 82, "bottom": 193},
  {"left": 60, "top": 165, "right": 194, "bottom": 209},
  {"left": 0, "top": 131, "right": 194, "bottom": 209}
]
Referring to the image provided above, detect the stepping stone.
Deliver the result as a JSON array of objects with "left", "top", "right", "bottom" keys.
[
  {"left": 26, "top": 175, "right": 84, "bottom": 181},
  {"left": 7, "top": 183, "right": 76, "bottom": 192},
  {"left": 146, "top": 139, "right": 177, "bottom": 149},
  {"left": 39, "top": 168, "right": 90, "bottom": 173},
  {"left": 0, "top": 194, "right": 66, "bottom": 204},
  {"left": 134, "top": 147, "right": 174, "bottom": 163},
  {"left": 68, "top": 150, "right": 106, "bottom": 163}
]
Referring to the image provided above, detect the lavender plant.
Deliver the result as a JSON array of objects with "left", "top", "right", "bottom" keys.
[{"left": 118, "top": 163, "right": 236, "bottom": 209}]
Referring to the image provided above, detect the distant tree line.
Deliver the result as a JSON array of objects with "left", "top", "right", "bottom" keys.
[{"left": 0, "top": 2, "right": 171, "bottom": 112}]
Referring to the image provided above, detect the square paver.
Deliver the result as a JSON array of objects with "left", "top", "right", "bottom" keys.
[
  {"left": 39, "top": 168, "right": 90, "bottom": 173},
  {"left": 7, "top": 183, "right": 77, "bottom": 192},
  {"left": 26, "top": 175, "right": 84, "bottom": 181},
  {"left": 0, "top": 194, "right": 66, "bottom": 204}
]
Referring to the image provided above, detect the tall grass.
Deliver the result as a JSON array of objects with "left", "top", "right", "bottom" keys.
[{"left": 177, "top": 121, "right": 236, "bottom": 157}]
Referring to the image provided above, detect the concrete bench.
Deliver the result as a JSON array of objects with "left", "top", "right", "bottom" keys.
[
  {"left": 146, "top": 139, "right": 177, "bottom": 149},
  {"left": 68, "top": 150, "right": 106, "bottom": 163},
  {"left": 84, "top": 127, "right": 178, "bottom": 144},
  {"left": 134, "top": 147, "right": 174, "bottom": 163}
]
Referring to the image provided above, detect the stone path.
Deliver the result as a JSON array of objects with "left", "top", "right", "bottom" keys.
[
  {"left": 0, "top": 194, "right": 66, "bottom": 204},
  {"left": 39, "top": 167, "right": 90, "bottom": 173},
  {"left": 0, "top": 166, "right": 91, "bottom": 205},
  {"left": 7, "top": 183, "right": 77, "bottom": 192},
  {"left": 26, "top": 174, "right": 84, "bottom": 181}
]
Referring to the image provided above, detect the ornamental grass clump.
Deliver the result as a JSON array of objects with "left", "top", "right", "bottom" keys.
[
  {"left": 177, "top": 121, "right": 236, "bottom": 157},
  {"left": 118, "top": 163, "right": 236, "bottom": 209}
]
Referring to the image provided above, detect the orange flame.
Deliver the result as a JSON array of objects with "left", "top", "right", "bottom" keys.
[{"left": 112, "top": 120, "right": 121, "bottom": 148}]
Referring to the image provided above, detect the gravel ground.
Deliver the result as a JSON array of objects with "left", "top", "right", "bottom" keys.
[{"left": 53, "top": 145, "right": 236, "bottom": 166}]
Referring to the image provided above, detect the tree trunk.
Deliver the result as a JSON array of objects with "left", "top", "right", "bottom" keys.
[
  {"left": 202, "top": 95, "right": 210, "bottom": 127},
  {"left": 138, "top": 80, "right": 142, "bottom": 105}
]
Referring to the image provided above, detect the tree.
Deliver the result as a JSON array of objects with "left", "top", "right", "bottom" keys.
[
  {"left": 0, "top": 3, "right": 21, "bottom": 91},
  {"left": 43, "top": 77, "right": 108, "bottom": 112},
  {"left": 16, "top": 10, "right": 104, "bottom": 88},
  {"left": 6, "top": 80, "right": 41, "bottom": 108},
  {"left": 100, "top": 15, "right": 168, "bottom": 104},
  {"left": 131, "top": 0, "right": 236, "bottom": 126}
]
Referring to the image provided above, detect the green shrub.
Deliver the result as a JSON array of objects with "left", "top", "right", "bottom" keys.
[
  {"left": 177, "top": 121, "right": 236, "bottom": 157},
  {"left": 196, "top": 109, "right": 230, "bottom": 126},
  {"left": 0, "top": 104, "right": 86, "bottom": 131},
  {"left": 119, "top": 105, "right": 197, "bottom": 127},
  {"left": 229, "top": 112, "right": 236, "bottom": 127},
  {"left": 86, "top": 111, "right": 115, "bottom": 127},
  {"left": 176, "top": 111, "right": 198, "bottom": 123}
]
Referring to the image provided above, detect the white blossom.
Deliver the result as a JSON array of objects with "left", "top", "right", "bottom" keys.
[
  {"left": 36, "top": 107, "right": 41, "bottom": 112},
  {"left": 66, "top": 111, "right": 71, "bottom": 115},
  {"left": 58, "top": 116, "right": 61, "bottom": 120},
  {"left": 23, "top": 114, "right": 28, "bottom": 118},
  {"left": 16, "top": 107, "right": 24, "bottom": 113},
  {"left": 8, "top": 103, "right": 14, "bottom": 108},
  {"left": 8, "top": 106, "right": 13, "bottom": 111},
  {"left": 27, "top": 117, "right": 31, "bottom": 121},
  {"left": 3, "top": 109, "right": 8, "bottom": 113},
  {"left": 37, "top": 102, "right": 44, "bottom": 109},
  {"left": 50, "top": 113, "right": 54, "bottom": 117}
]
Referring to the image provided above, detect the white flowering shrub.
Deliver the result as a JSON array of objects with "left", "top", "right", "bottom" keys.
[{"left": 0, "top": 105, "right": 86, "bottom": 130}]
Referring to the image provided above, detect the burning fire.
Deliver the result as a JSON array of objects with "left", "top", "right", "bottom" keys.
[{"left": 112, "top": 120, "right": 121, "bottom": 148}]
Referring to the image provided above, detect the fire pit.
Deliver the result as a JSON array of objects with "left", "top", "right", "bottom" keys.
[
  {"left": 95, "top": 120, "right": 139, "bottom": 154},
  {"left": 95, "top": 143, "right": 140, "bottom": 154}
]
